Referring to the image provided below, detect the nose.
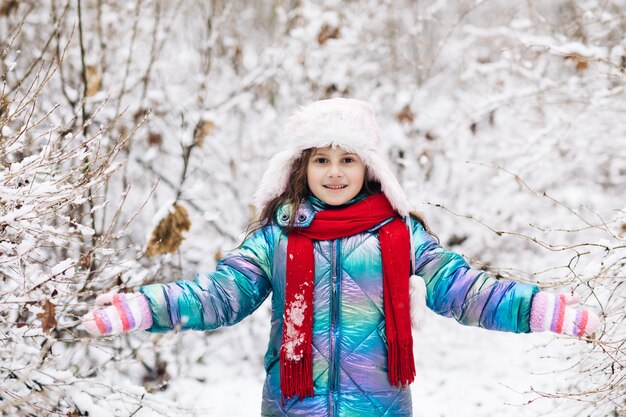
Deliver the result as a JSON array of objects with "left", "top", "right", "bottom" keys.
[{"left": 327, "top": 162, "right": 343, "bottom": 178}]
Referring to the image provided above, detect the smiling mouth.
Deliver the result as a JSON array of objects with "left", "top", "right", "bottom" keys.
[{"left": 324, "top": 185, "right": 347, "bottom": 190}]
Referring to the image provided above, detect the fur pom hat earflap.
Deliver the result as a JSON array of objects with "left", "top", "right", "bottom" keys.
[{"left": 254, "top": 98, "right": 411, "bottom": 216}]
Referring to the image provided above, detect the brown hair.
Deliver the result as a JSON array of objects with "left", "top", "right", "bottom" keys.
[
  {"left": 247, "top": 148, "right": 314, "bottom": 233},
  {"left": 246, "top": 148, "right": 434, "bottom": 235}
]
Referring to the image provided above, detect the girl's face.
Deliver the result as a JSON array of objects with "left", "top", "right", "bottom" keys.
[{"left": 306, "top": 146, "right": 366, "bottom": 206}]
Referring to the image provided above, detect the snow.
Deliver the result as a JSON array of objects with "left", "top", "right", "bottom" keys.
[
  {"left": 74, "top": 223, "right": 96, "bottom": 236},
  {"left": 0, "top": 203, "right": 35, "bottom": 221},
  {"left": 287, "top": 294, "right": 306, "bottom": 327},
  {"left": 69, "top": 389, "right": 116, "bottom": 417},
  {"left": 15, "top": 236, "right": 36, "bottom": 256},
  {"left": 284, "top": 294, "right": 308, "bottom": 360},
  {"left": 51, "top": 258, "right": 75, "bottom": 277}
]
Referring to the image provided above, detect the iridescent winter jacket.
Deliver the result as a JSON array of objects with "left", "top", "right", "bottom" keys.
[{"left": 140, "top": 195, "right": 540, "bottom": 417}]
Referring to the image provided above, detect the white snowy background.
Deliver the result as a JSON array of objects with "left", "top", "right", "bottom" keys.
[{"left": 1, "top": 1, "right": 625, "bottom": 416}]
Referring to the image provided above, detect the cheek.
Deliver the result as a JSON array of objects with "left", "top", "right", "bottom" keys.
[{"left": 352, "top": 166, "right": 366, "bottom": 186}]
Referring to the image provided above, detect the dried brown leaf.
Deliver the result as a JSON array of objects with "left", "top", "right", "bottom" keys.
[
  {"left": 146, "top": 203, "right": 191, "bottom": 256},
  {"left": 233, "top": 44, "right": 243, "bottom": 72},
  {"left": 193, "top": 120, "right": 215, "bottom": 147},
  {"left": 36, "top": 300, "right": 57, "bottom": 333},
  {"left": 318, "top": 24, "right": 340, "bottom": 45},
  {"left": 86, "top": 65, "right": 101, "bottom": 97},
  {"left": 396, "top": 105, "right": 415, "bottom": 123},
  {"left": 133, "top": 108, "right": 149, "bottom": 123},
  {"left": 0, "top": 95, "right": 9, "bottom": 118},
  {"left": 0, "top": 0, "right": 18, "bottom": 17},
  {"left": 564, "top": 53, "right": 588, "bottom": 71},
  {"left": 148, "top": 131, "right": 163, "bottom": 147},
  {"left": 80, "top": 252, "right": 91, "bottom": 270}
]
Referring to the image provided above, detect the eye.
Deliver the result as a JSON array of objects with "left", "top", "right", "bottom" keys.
[
  {"left": 313, "top": 157, "right": 328, "bottom": 164},
  {"left": 342, "top": 156, "right": 355, "bottom": 163}
]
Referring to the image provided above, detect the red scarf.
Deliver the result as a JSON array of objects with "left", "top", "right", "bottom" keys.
[{"left": 280, "top": 194, "right": 415, "bottom": 400}]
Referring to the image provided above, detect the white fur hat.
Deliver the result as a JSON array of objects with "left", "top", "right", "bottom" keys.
[{"left": 254, "top": 98, "right": 410, "bottom": 216}]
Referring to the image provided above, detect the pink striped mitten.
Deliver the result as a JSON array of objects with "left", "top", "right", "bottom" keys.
[
  {"left": 530, "top": 292, "right": 600, "bottom": 337},
  {"left": 82, "top": 292, "right": 153, "bottom": 336}
]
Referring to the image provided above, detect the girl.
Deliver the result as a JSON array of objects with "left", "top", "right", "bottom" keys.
[{"left": 82, "top": 98, "right": 600, "bottom": 417}]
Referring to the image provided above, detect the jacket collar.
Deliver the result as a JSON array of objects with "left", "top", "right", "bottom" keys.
[{"left": 275, "top": 193, "right": 369, "bottom": 228}]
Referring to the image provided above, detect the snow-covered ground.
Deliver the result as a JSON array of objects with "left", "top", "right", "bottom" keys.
[{"left": 111, "top": 303, "right": 586, "bottom": 417}]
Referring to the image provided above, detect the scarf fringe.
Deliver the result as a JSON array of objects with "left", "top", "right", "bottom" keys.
[
  {"left": 387, "top": 338, "right": 416, "bottom": 387},
  {"left": 280, "top": 353, "right": 314, "bottom": 403}
]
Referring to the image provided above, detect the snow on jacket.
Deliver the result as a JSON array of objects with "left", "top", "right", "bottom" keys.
[{"left": 140, "top": 195, "right": 540, "bottom": 417}]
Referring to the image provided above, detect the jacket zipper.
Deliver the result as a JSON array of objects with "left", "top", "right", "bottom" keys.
[{"left": 328, "top": 239, "right": 340, "bottom": 417}]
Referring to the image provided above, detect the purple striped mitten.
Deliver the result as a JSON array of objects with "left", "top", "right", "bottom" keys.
[
  {"left": 82, "top": 292, "right": 153, "bottom": 336},
  {"left": 530, "top": 292, "right": 600, "bottom": 337}
]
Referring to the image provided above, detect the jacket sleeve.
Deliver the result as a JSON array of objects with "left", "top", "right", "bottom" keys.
[
  {"left": 139, "top": 226, "right": 274, "bottom": 333},
  {"left": 410, "top": 218, "right": 539, "bottom": 333}
]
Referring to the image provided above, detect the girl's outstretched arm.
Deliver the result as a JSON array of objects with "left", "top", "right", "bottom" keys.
[
  {"left": 410, "top": 219, "right": 600, "bottom": 336},
  {"left": 139, "top": 226, "right": 274, "bottom": 333},
  {"left": 410, "top": 218, "right": 539, "bottom": 333}
]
